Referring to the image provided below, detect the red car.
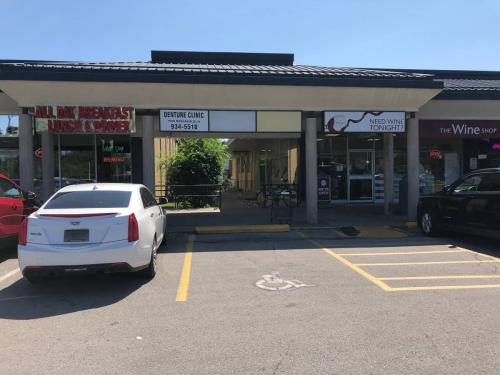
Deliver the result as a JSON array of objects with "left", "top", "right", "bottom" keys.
[{"left": 0, "top": 174, "right": 40, "bottom": 247}]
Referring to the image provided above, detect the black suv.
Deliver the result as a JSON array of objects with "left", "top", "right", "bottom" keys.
[{"left": 417, "top": 168, "right": 500, "bottom": 239}]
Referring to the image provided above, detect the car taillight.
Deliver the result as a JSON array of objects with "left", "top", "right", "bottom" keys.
[
  {"left": 128, "top": 213, "right": 139, "bottom": 242},
  {"left": 18, "top": 218, "right": 29, "bottom": 246}
]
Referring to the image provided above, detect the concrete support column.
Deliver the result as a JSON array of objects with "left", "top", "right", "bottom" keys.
[
  {"left": 383, "top": 133, "right": 394, "bottom": 215},
  {"left": 19, "top": 111, "right": 34, "bottom": 193},
  {"left": 42, "top": 132, "right": 55, "bottom": 202},
  {"left": 407, "top": 115, "right": 420, "bottom": 221},
  {"left": 305, "top": 118, "right": 318, "bottom": 224},
  {"left": 141, "top": 115, "right": 155, "bottom": 194}
]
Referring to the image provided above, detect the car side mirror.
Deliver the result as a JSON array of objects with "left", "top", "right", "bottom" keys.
[
  {"left": 158, "top": 197, "right": 168, "bottom": 205},
  {"left": 23, "top": 191, "right": 36, "bottom": 200},
  {"left": 442, "top": 185, "right": 451, "bottom": 192}
]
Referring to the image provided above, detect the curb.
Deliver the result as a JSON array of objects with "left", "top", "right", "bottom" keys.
[
  {"left": 195, "top": 224, "right": 290, "bottom": 235},
  {"left": 291, "top": 226, "right": 338, "bottom": 231}
]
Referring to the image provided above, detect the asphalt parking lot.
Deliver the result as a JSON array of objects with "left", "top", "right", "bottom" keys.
[{"left": 2, "top": 229, "right": 500, "bottom": 374}]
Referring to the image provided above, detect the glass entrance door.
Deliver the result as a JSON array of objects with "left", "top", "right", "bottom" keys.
[{"left": 348, "top": 150, "right": 374, "bottom": 202}]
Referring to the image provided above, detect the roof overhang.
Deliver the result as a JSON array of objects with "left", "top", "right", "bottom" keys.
[
  {"left": 0, "top": 80, "right": 442, "bottom": 113},
  {"left": 0, "top": 91, "right": 22, "bottom": 114}
]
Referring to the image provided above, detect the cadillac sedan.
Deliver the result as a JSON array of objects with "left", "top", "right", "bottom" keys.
[{"left": 18, "top": 183, "right": 167, "bottom": 283}]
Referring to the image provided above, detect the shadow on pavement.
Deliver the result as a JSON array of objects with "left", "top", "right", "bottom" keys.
[
  {"left": 162, "top": 231, "right": 500, "bottom": 262},
  {"left": 0, "top": 273, "right": 149, "bottom": 321},
  {"left": 0, "top": 245, "right": 17, "bottom": 263},
  {"left": 441, "top": 233, "right": 500, "bottom": 258}
]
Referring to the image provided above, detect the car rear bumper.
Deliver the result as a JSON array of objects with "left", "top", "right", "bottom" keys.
[
  {"left": 22, "top": 262, "right": 146, "bottom": 277},
  {"left": 18, "top": 240, "right": 150, "bottom": 274}
]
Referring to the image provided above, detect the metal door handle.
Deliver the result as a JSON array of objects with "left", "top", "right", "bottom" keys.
[{"left": 150, "top": 213, "right": 154, "bottom": 217}]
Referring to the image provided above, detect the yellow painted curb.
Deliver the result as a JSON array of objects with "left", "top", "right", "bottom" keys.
[
  {"left": 195, "top": 224, "right": 289, "bottom": 235},
  {"left": 405, "top": 222, "right": 418, "bottom": 229}
]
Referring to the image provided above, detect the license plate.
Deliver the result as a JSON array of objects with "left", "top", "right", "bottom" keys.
[
  {"left": 64, "top": 229, "right": 89, "bottom": 242},
  {"left": 65, "top": 268, "right": 87, "bottom": 272}
]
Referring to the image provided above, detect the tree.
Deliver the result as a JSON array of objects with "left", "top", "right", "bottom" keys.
[{"left": 157, "top": 139, "right": 230, "bottom": 208}]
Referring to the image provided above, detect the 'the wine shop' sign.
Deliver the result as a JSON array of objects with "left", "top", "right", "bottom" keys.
[
  {"left": 35, "top": 106, "right": 136, "bottom": 133},
  {"left": 324, "top": 111, "right": 405, "bottom": 133}
]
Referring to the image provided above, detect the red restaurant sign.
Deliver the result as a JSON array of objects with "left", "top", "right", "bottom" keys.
[
  {"left": 419, "top": 120, "right": 500, "bottom": 138},
  {"left": 35, "top": 106, "right": 136, "bottom": 133},
  {"left": 430, "top": 150, "right": 442, "bottom": 159}
]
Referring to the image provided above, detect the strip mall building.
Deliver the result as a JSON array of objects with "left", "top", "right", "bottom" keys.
[{"left": 1, "top": 51, "right": 499, "bottom": 223}]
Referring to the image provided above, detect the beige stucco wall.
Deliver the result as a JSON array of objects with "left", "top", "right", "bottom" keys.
[
  {"left": 0, "top": 92, "right": 21, "bottom": 115},
  {"left": 0, "top": 80, "right": 441, "bottom": 112},
  {"left": 418, "top": 100, "right": 500, "bottom": 119}
]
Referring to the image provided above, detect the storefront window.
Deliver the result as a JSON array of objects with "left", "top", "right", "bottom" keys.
[
  {"left": 259, "top": 149, "right": 266, "bottom": 189},
  {"left": 289, "top": 139, "right": 299, "bottom": 185},
  {"left": 0, "top": 149, "right": 19, "bottom": 179},
  {"left": 349, "top": 151, "right": 373, "bottom": 175},
  {"left": 60, "top": 135, "right": 96, "bottom": 185},
  {"left": 0, "top": 116, "right": 20, "bottom": 179},
  {"left": 475, "top": 139, "right": 500, "bottom": 169},
  {"left": 280, "top": 139, "right": 289, "bottom": 182},
  {"left": 97, "top": 135, "right": 132, "bottom": 183},
  {"left": 58, "top": 134, "right": 132, "bottom": 186},
  {"left": 0, "top": 115, "right": 19, "bottom": 138},
  {"left": 266, "top": 144, "right": 272, "bottom": 186},
  {"left": 259, "top": 139, "right": 299, "bottom": 188},
  {"left": 348, "top": 133, "right": 375, "bottom": 150},
  {"left": 317, "top": 135, "right": 348, "bottom": 200}
]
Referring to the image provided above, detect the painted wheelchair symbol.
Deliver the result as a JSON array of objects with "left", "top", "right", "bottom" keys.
[{"left": 255, "top": 272, "right": 314, "bottom": 291}]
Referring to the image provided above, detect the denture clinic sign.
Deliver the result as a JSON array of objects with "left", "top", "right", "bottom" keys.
[
  {"left": 324, "top": 111, "right": 405, "bottom": 133},
  {"left": 35, "top": 106, "right": 135, "bottom": 133},
  {"left": 160, "top": 110, "right": 209, "bottom": 132}
]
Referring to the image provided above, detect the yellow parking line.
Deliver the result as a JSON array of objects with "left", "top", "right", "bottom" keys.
[
  {"left": 297, "top": 232, "right": 392, "bottom": 291},
  {"left": 340, "top": 250, "right": 468, "bottom": 256},
  {"left": 380, "top": 275, "right": 500, "bottom": 280},
  {"left": 176, "top": 235, "right": 195, "bottom": 302},
  {"left": 390, "top": 284, "right": 500, "bottom": 291},
  {"left": 355, "top": 260, "right": 500, "bottom": 267}
]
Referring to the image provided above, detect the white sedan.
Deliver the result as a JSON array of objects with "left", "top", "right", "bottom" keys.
[{"left": 18, "top": 183, "right": 167, "bottom": 283}]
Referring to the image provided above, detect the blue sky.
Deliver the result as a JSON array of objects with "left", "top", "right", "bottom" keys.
[{"left": 0, "top": 0, "right": 499, "bottom": 70}]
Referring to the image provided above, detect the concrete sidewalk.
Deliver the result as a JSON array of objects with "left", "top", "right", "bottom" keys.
[{"left": 167, "top": 192, "right": 409, "bottom": 234}]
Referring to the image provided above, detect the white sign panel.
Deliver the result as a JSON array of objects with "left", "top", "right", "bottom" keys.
[
  {"left": 160, "top": 110, "right": 209, "bottom": 132},
  {"left": 470, "top": 157, "right": 478, "bottom": 170},
  {"left": 324, "top": 111, "right": 405, "bottom": 133},
  {"left": 209, "top": 111, "right": 256, "bottom": 132}
]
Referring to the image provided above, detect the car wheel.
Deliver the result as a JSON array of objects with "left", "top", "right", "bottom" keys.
[
  {"left": 140, "top": 238, "right": 157, "bottom": 278},
  {"left": 421, "top": 210, "right": 439, "bottom": 236},
  {"left": 25, "top": 276, "right": 43, "bottom": 284}
]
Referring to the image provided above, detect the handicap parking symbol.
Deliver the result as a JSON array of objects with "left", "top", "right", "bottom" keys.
[{"left": 255, "top": 271, "right": 314, "bottom": 291}]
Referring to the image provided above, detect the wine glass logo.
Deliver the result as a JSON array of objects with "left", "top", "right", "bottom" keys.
[{"left": 327, "top": 115, "right": 347, "bottom": 132}]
